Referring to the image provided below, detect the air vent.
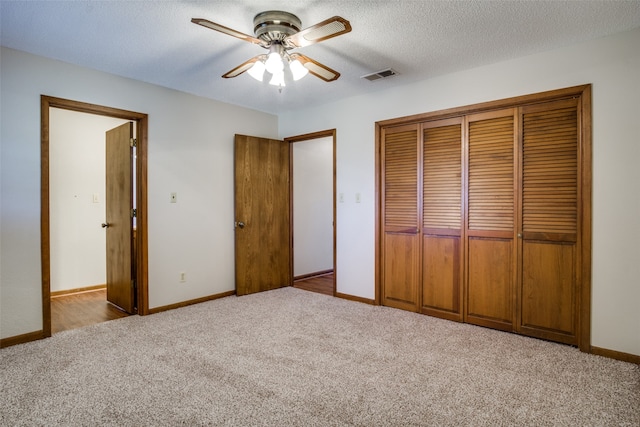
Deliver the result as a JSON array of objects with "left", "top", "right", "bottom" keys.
[{"left": 361, "top": 68, "right": 398, "bottom": 81}]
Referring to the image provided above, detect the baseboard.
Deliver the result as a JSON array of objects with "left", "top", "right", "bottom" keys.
[
  {"left": 0, "top": 330, "right": 45, "bottom": 348},
  {"left": 591, "top": 346, "right": 640, "bottom": 364},
  {"left": 148, "top": 290, "right": 236, "bottom": 314},
  {"left": 335, "top": 292, "right": 375, "bottom": 305},
  {"left": 294, "top": 269, "right": 334, "bottom": 281},
  {"left": 51, "top": 284, "right": 106, "bottom": 297}
]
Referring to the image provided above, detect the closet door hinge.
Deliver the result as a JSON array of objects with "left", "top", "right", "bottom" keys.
[
  {"left": 130, "top": 138, "right": 137, "bottom": 148},
  {"left": 131, "top": 208, "right": 137, "bottom": 218}
]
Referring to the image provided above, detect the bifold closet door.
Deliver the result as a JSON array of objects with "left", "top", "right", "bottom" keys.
[
  {"left": 464, "top": 109, "right": 517, "bottom": 332},
  {"left": 421, "top": 118, "right": 463, "bottom": 321},
  {"left": 517, "top": 99, "right": 580, "bottom": 345},
  {"left": 381, "top": 124, "right": 420, "bottom": 311}
]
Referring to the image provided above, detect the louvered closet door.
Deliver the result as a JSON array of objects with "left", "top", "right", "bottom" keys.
[
  {"left": 381, "top": 125, "right": 420, "bottom": 311},
  {"left": 517, "top": 99, "right": 580, "bottom": 345},
  {"left": 421, "top": 118, "right": 463, "bottom": 321},
  {"left": 465, "top": 109, "right": 517, "bottom": 331}
]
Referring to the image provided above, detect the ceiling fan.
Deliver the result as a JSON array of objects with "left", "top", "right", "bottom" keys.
[{"left": 191, "top": 11, "right": 352, "bottom": 86}]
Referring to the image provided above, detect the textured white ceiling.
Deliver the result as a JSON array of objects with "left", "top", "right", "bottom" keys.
[{"left": 2, "top": 1, "right": 640, "bottom": 114}]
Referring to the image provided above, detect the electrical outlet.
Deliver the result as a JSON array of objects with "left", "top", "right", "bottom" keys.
[{"left": 179, "top": 272, "right": 186, "bottom": 282}]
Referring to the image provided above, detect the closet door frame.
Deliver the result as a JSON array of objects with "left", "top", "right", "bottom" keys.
[{"left": 375, "top": 84, "right": 592, "bottom": 352}]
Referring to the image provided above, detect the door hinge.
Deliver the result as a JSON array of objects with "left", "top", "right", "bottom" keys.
[
  {"left": 131, "top": 208, "right": 137, "bottom": 218},
  {"left": 130, "top": 138, "right": 137, "bottom": 148},
  {"left": 131, "top": 280, "right": 135, "bottom": 289}
]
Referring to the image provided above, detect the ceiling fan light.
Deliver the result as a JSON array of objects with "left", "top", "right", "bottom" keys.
[
  {"left": 269, "top": 71, "right": 286, "bottom": 87},
  {"left": 247, "top": 60, "right": 266, "bottom": 81},
  {"left": 265, "top": 51, "right": 284, "bottom": 74},
  {"left": 289, "top": 59, "right": 309, "bottom": 81}
]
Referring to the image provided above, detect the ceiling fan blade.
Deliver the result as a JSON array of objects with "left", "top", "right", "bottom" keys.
[
  {"left": 291, "top": 53, "right": 341, "bottom": 82},
  {"left": 222, "top": 55, "right": 266, "bottom": 78},
  {"left": 285, "top": 16, "right": 351, "bottom": 48},
  {"left": 191, "top": 18, "right": 265, "bottom": 46}
]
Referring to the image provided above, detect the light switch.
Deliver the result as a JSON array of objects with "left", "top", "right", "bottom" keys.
[
  {"left": 339, "top": 193, "right": 344, "bottom": 203},
  {"left": 355, "top": 193, "right": 361, "bottom": 203},
  {"left": 92, "top": 193, "right": 99, "bottom": 203},
  {"left": 170, "top": 192, "right": 177, "bottom": 203}
]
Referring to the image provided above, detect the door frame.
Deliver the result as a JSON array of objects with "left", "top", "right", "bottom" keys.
[
  {"left": 285, "top": 129, "right": 337, "bottom": 295},
  {"left": 41, "top": 95, "right": 149, "bottom": 337}
]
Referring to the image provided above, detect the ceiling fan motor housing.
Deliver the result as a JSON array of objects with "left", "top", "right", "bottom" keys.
[{"left": 253, "top": 11, "right": 301, "bottom": 44}]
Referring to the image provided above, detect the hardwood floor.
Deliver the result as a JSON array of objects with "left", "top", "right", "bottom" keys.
[
  {"left": 293, "top": 273, "right": 334, "bottom": 296},
  {"left": 50, "top": 275, "right": 332, "bottom": 335},
  {"left": 51, "top": 289, "right": 129, "bottom": 334}
]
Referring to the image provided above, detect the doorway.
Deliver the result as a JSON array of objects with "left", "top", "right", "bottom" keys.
[
  {"left": 286, "top": 130, "right": 336, "bottom": 296},
  {"left": 41, "top": 96, "right": 149, "bottom": 337}
]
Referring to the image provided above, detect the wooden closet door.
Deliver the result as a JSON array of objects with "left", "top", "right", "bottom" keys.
[
  {"left": 421, "top": 118, "right": 463, "bottom": 321},
  {"left": 465, "top": 109, "right": 517, "bottom": 331},
  {"left": 517, "top": 99, "right": 580, "bottom": 345},
  {"left": 381, "top": 125, "right": 420, "bottom": 311}
]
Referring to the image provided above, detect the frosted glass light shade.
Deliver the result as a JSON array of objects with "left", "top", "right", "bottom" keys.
[
  {"left": 290, "top": 59, "right": 309, "bottom": 81},
  {"left": 265, "top": 52, "right": 284, "bottom": 74},
  {"left": 247, "top": 60, "right": 266, "bottom": 81}
]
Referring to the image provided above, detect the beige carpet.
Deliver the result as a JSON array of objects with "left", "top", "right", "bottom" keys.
[{"left": 1, "top": 287, "right": 638, "bottom": 426}]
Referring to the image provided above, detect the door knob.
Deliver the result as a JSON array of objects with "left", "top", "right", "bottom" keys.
[
  {"left": 236, "top": 221, "right": 245, "bottom": 229},
  {"left": 101, "top": 223, "right": 110, "bottom": 228}
]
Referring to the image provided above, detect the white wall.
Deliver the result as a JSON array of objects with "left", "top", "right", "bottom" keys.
[
  {"left": 293, "top": 137, "right": 333, "bottom": 277},
  {"left": 279, "top": 28, "right": 640, "bottom": 356},
  {"left": 49, "top": 108, "right": 129, "bottom": 292},
  {"left": 0, "top": 47, "right": 278, "bottom": 338}
]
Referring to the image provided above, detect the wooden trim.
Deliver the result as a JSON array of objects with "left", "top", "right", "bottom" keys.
[
  {"left": 285, "top": 129, "right": 335, "bottom": 143},
  {"left": 377, "top": 84, "right": 591, "bottom": 128},
  {"left": 332, "top": 131, "right": 337, "bottom": 298},
  {"left": 285, "top": 129, "right": 337, "bottom": 297},
  {"left": 288, "top": 141, "right": 294, "bottom": 286},
  {"left": 40, "top": 95, "right": 150, "bottom": 340},
  {"left": 136, "top": 116, "right": 150, "bottom": 315},
  {"left": 148, "top": 290, "right": 235, "bottom": 314},
  {"left": 579, "top": 86, "right": 593, "bottom": 353},
  {"left": 0, "top": 330, "right": 45, "bottom": 349},
  {"left": 51, "top": 284, "right": 105, "bottom": 297},
  {"left": 294, "top": 269, "right": 333, "bottom": 281},
  {"left": 335, "top": 292, "right": 375, "bottom": 305},
  {"left": 41, "top": 97, "right": 52, "bottom": 337},
  {"left": 374, "top": 123, "right": 382, "bottom": 305},
  {"left": 590, "top": 346, "right": 640, "bottom": 365}
]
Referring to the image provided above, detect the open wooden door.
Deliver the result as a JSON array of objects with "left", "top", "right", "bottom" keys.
[
  {"left": 234, "top": 134, "right": 291, "bottom": 296},
  {"left": 104, "top": 122, "right": 135, "bottom": 313}
]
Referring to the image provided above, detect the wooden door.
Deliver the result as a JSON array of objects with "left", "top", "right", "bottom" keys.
[
  {"left": 517, "top": 99, "right": 580, "bottom": 344},
  {"left": 234, "top": 134, "right": 290, "bottom": 296},
  {"left": 381, "top": 125, "right": 420, "bottom": 311},
  {"left": 464, "top": 110, "right": 516, "bottom": 331},
  {"left": 421, "top": 118, "right": 464, "bottom": 321},
  {"left": 105, "top": 122, "right": 134, "bottom": 313}
]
